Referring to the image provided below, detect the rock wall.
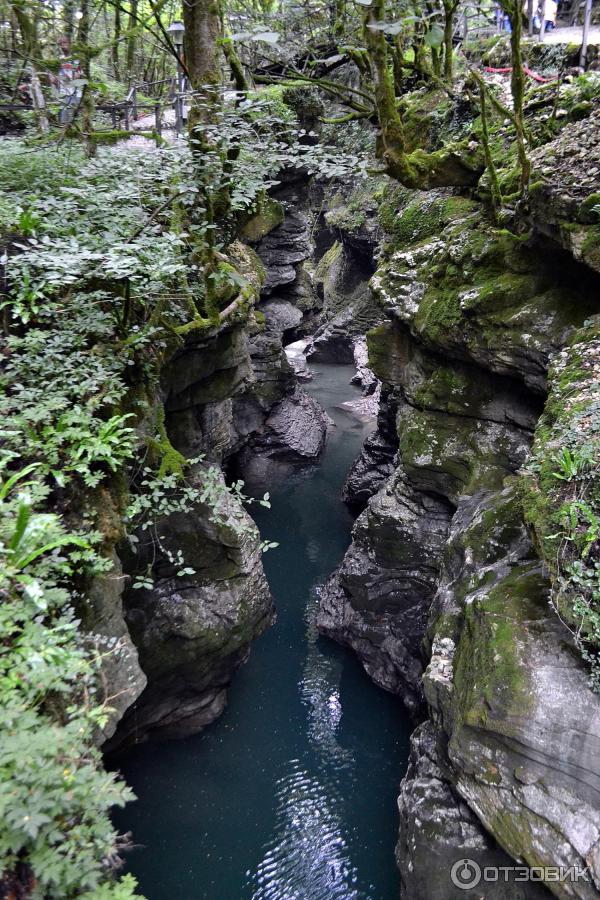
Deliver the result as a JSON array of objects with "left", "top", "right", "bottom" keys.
[
  {"left": 106, "top": 314, "right": 281, "bottom": 751},
  {"left": 316, "top": 181, "right": 600, "bottom": 897},
  {"left": 107, "top": 180, "right": 334, "bottom": 751}
]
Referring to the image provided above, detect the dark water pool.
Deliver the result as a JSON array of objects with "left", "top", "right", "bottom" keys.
[{"left": 112, "top": 363, "right": 412, "bottom": 900}]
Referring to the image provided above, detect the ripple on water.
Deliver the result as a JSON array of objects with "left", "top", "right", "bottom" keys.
[{"left": 248, "top": 763, "right": 362, "bottom": 900}]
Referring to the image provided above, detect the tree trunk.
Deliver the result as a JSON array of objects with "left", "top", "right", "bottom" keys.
[
  {"left": 11, "top": 3, "right": 49, "bottom": 132},
  {"left": 63, "top": 0, "right": 76, "bottom": 41},
  {"left": 182, "top": 0, "right": 226, "bottom": 290},
  {"left": 443, "top": 0, "right": 456, "bottom": 83},
  {"left": 112, "top": 2, "right": 121, "bottom": 79},
  {"left": 332, "top": 0, "right": 345, "bottom": 41},
  {"left": 126, "top": 0, "right": 138, "bottom": 74},
  {"left": 502, "top": 0, "right": 530, "bottom": 190},
  {"left": 363, "top": 0, "right": 409, "bottom": 180},
  {"left": 183, "top": 0, "right": 221, "bottom": 120},
  {"left": 77, "top": 0, "right": 95, "bottom": 155}
]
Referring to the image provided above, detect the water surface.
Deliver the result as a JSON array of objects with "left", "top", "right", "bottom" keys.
[{"left": 113, "top": 363, "right": 411, "bottom": 900}]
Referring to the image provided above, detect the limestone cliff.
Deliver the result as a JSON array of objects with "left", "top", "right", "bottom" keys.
[
  {"left": 106, "top": 185, "right": 331, "bottom": 750},
  {"left": 316, "top": 98, "right": 600, "bottom": 896}
]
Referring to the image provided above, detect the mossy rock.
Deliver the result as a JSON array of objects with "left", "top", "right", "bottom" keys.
[
  {"left": 281, "top": 84, "right": 324, "bottom": 124},
  {"left": 366, "top": 321, "right": 410, "bottom": 386},
  {"left": 452, "top": 562, "right": 547, "bottom": 726},
  {"left": 522, "top": 316, "right": 600, "bottom": 651},
  {"left": 378, "top": 190, "right": 478, "bottom": 251},
  {"left": 324, "top": 177, "right": 383, "bottom": 234},
  {"left": 239, "top": 195, "right": 284, "bottom": 243},
  {"left": 228, "top": 239, "right": 265, "bottom": 293},
  {"left": 397, "top": 405, "right": 526, "bottom": 502},
  {"left": 400, "top": 86, "right": 476, "bottom": 154},
  {"left": 372, "top": 206, "right": 598, "bottom": 391}
]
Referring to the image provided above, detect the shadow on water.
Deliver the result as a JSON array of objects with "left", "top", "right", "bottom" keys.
[{"left": 112, "top": 363, "right": 413, "bottom": 900}]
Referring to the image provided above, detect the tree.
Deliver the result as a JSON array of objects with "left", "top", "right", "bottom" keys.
[{"left": 9, "top": 0, "right": 49, "bottom": 132}]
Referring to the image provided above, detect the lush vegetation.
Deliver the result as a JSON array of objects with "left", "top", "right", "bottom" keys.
[
  {"left": 0, "top": 49, "right": 370, "bottom": 892},
  {"left": 0, "top": 94, "right": 316, "bottom": 888},
  {"left": 525, "top": 320, "right": 600, "bottom": 689},
  {"left": 1, "top": 0, "right": 600, "bottom": 891}
]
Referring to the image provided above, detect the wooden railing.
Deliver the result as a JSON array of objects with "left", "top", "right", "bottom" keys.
[{"left": 0, "top": 76, "right": 193, "bottom": 135}]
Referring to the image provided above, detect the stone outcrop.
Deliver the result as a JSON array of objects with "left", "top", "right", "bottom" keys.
[
  {"left": 316, "top": 186, "right": 600, "bottom": 897},
  {"left": 108, "top": 182, "right": 332, "bottom": 749},
  {"left": 341, "top": 413, "right": 397, "bottom": 509},
  {"left": 396, "top": 722, "right": 549, "bottom": 900},
  {"left": 85, "top": 547, "right": 147, "bottom": 743},
  {"left": 319, "top": 465, "right": 453, "bottom": 712},
  {"left": 109, "top": 468, "right": 273, "bottom": 748},
  {"left": 529, "top": 106, "right": 600, "bottom": 275},
  {"left": 412, "top": 485, "right": 600, "bottom": 899}
]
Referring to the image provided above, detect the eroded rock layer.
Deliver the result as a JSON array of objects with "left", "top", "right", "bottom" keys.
[{"left": 316, "top": 179, "right": 600, "bottom": 897}]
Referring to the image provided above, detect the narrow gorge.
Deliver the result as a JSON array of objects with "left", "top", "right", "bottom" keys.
[
  {"left": 107, "top": 95, "right": 600, "bottom": 895},
  {"left": 4, "top": 10, "right": 600, "bottom": 900}
]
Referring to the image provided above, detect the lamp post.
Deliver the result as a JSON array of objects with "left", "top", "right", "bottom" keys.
[{"left": 167, "top": 20, "right": 185, "bottom": 134}]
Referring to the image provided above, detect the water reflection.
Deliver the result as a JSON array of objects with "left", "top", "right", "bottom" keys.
[
  {"left": 301, "top": 589, "right": 354, "bottom": 771},
  {"left": 249, "top": 764, "right": 360, "bottom": 900}
]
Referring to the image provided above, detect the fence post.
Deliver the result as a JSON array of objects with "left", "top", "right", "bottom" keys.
[{"left": 154, "top": 102, "right": 161, "bottom": 136}]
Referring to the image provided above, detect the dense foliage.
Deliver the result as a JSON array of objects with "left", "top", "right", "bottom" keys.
[
  {"left": 525, "top": 320, "right": 600, "bottom": 690},
  {"left": 1, "top": 0, "right": 600, "bottom": 890},
  {"left": 0, "top": 126, "right": 289, "bottom": 894},
  {"left": 0, "top": 63, "right": 371, "bottom": 887}
]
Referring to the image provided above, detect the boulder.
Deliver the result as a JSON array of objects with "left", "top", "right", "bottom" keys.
[{"left": 108, "top": 467, "right": 274, "bottom": 748}]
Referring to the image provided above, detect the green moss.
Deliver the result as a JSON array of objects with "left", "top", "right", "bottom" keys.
[
  {"left": 147, "top": 404, "right": 186, "bottom": 477},
  {"left": 281, "top": 84, "right": 324, "bottom": 121},
  {"left": 569, "top": 100, "right": 593, "bottom": 122},
  {"left": 413, "top": 366, "right": 471, "bottom": 413},
  {"left": 324, "top": 180, "right": 380, "bottom": 234},
  {"left": 453, "top": 563, "right": 545, "bottom": 724},
  {"left": 581, "top": 225, "right": 600, "bottom": 270},
  {"left": 315, "top": 240, "right": 343, "bottom": 280},
  {"left": 239, "top": 195, "right": 284, "bottom": 243},
  {"left": 522, "top": 318, "right": 600, "bottom": 667},
  {"left": 398, "top": 407, "right": 515, "bottom": 500},
  {"left": 379, "top": 191, "right": 478, "bottom": 251},
  {"left": 366, "top": 322, "right": 407, "bottom": 386},
  {"left": 579, "top": 193, "right": 600, "bottom": 224},
  {"left": 414, "top": 282, "right": 463, "bottom": 341},
  {"left": 246, "top": 84, "right": 298, "bottom": 123},
  {"left": 88, "top": 129, "right": 135, "bottom": 146}
]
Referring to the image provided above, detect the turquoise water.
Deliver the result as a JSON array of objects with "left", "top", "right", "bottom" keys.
[{"left": 113, "top": 363, "right": 411, "bottom": 900}]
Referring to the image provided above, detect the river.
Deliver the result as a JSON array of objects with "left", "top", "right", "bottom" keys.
[{"left": 113, "top": 362, "right": 412, "bottom": 900}]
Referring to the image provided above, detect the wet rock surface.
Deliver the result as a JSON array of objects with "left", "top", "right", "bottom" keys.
[
  {"left": 256, "top": 209, "right": 313, "bottom": 295},
  {"left": 317, "top": 468, "right": 454, "bottom": 712},
  {"left": 406, "top": 486, "right": 600, "bottom": 899}
]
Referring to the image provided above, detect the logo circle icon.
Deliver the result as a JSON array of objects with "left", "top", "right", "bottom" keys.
[{"left": 451, "top": 858, "right": 482, "bottom": 890}]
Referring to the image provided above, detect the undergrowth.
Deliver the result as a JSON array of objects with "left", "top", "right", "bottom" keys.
[{"left": 524, "top": 317, "right": 600, "bottom": 689}]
